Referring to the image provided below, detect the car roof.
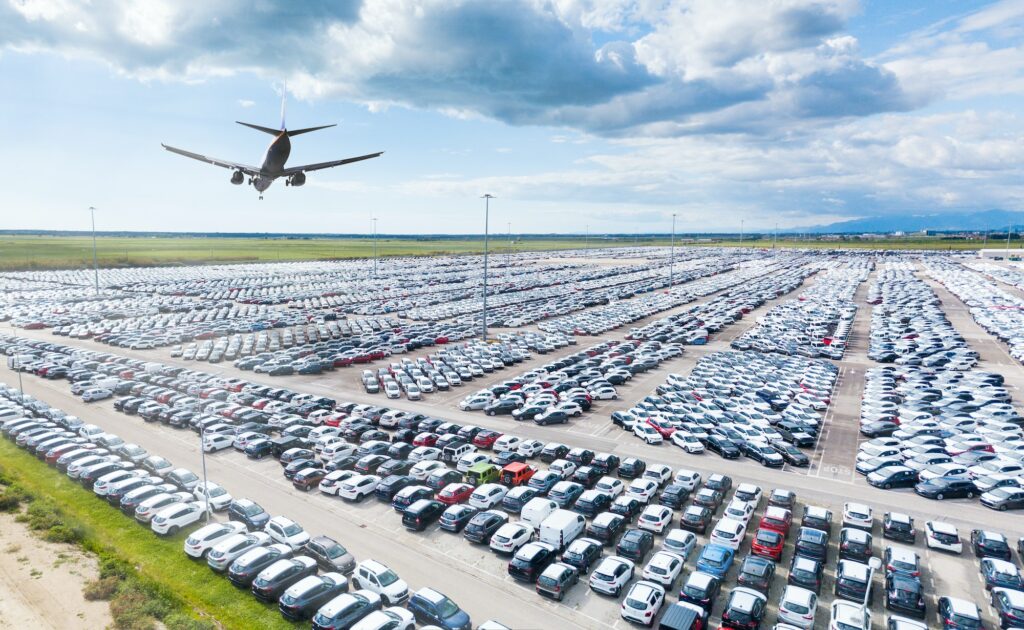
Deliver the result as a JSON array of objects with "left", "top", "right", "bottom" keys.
[
  {"left": 947, "top": 597, "right": 980, "bottom": 617},
  {"left": 928, "top": 521, "right": 957, "bottom": 534}
]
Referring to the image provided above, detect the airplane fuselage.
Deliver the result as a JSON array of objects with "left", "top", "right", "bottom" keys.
[{"left": 253, "top": 132, "right": 292, "bottom": 192}]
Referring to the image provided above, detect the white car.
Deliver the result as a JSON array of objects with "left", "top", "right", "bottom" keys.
[
  {"left": 723, "top": 499, "right": 755, "bottom": 525},
  {"left": 637, "top": 505, "right": 673, "bottom": 534},
  {"left": 489, "top": 523, "right": 534, "bottom": 554},
  {"left": 734, "top": 483, "right": 763, "bottom": 505},
  {"left": 829, "top": 601, "right": 870, "bottom": 630},
  {"left": 641, "top": 551, "right": 684, "bottom": 587},
  {"left": 634, "top": 424, "right": 664, "bottom": 444},
  {"left": 673, "top": 469, "right": 702, "bottom": 491},
  {"left": 517, "top": 439, "right": 545, "bottom": 458},
  {"left": 410, "top": 460, "right": 446, "bottom": 481},
  {"left": 493, "top": 435, "right": 521, "bottom": 452},
  {"left": 842, "top": 502, "right": 873, "bottom": 530},
  {"left": 620, "top": 580, "right": 665, "bottom": 626},
  {"left": 350, "top": 607, "right": 416, "bottom": 630},
  {"left": 264, "top": 516, "right": 311, "bottom": 549},
  {"left": 193, "top": 481, "right": 232, "bottom": 511},
  {"left": 709, "top": 517, "right": 746, "bottom": 550},
  {"left": 408, "top": 446, "right": 441, "bottom": 462},
  {"left": 318, "top": 470, "right": 358, "bottom": 495},
  {"left": 778, "top": 585, "right": 818, "bottom": 628},
  {"left": 206, "top": 531, "right": 272, "bottom": 572},
  {"left": 549, "top": 459, "right": 577, "bottom": 480},
  {"left": 183, "top": 521, "right": 247, "bottom": 558},
  {"left": 670, "top": 431, "right": 705, "bottom": 453},
  {"left": 643, "top": 464, "right": 673, "bottom": 486},
  {"left": 594, "top": 476, "right": 624, "bottom": 498},
  {"left": 457, "top": 453, "right": 490, "bottom": 473},
  {"left": 459, "top": 393, "right": 493, "bottom": 410},
  {"left": 626, "top": 478, "right": 659, "bottom": 503},
  {"left": 924, "top": 521, "right": 962, "bottom": 553},
  {"left": 352, "top": 559, "right": 410, "bottom": 606},
  {"left": 92, "top": 469, "right": 146, "bottom": 496},
  {"left": 151, "top": 501, "right": 208, "bottom": 535},
  {"left": 135, "top": 492, "right": 192, "bottom": 523},
  {"left": 662, "top": 529, "right": 697, "bottom": 559},
  {"left": 589, "top": 556, "right": 635, "bottom": 596},
  {"left": 82, "top": 387, "right": 113, "bottom": 402},
  {"left": 338, "top": 475, "right": 381, "bottom": 501},
  {"left": 202, "top": 433, "right": 234, "bottom": 452},
  {"left": 469, "top": 483, "right": 508, "bottom": 509}
]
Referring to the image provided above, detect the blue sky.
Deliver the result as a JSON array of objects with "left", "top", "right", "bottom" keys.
[{"left": 1, "top": 0, "right": 1022, "bottom": 234}]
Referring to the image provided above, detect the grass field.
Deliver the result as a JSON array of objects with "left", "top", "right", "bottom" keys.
[
  {"left": 0, "top": 234, "right": 1008, "bottom": 270},
  {"left": 0, "top": 235, "right": 670, "bottom": 270},
  {"left": 0, "top": 438, "right": 297, "bottom": 629}
]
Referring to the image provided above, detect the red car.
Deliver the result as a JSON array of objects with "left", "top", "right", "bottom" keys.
[
  {"left": 324, "top": 413, "right": 348, "bottom": 427},
  {"left": 333, "top": 356, "right": 353, "bottom": 367},
  {"left": 437, "top": 483, "right": 474, "bottom": 505},
  {"left": 413, "top": 432, "right": 439, "bottom": 447},
  {"left": 646, "top": 418, "right": 676, "bottom": 439},
  {"left": 758, "top": 507, "right": 792, "bottom": 536},
  {"left": 473, "top": 430, "right": 502, "bottom": 450},
  {"left": 945, "top": 442, "right": 993, "bottom": 456},
  {"left": 750, "top": 528, "right": 785, "bottom": 560},
  {"left": 252, "top": 398, "right": 272, "bottom": 410}
]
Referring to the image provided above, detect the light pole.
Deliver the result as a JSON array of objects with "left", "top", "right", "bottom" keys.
[
  {"left": 740, "top": 219, "right": 744, "bottom": 246},
  {"left": 669, "top": 213, "right": 677, "bottom": 289},
  {"left": 585, "top": 225, "right": 590, "bottom": 252},
  {"left": 372, "top": 217, "right": 378, "bottom": 277},
  {"left": 9, "top": 324, "right": 23, "bottom": 397},
  {"left": 1007, "top": 224, "right": 1012, "bottom": 253},
  {"left": 88, "top": 206, "right": 99, "bottom": 293},
  {"left": 774, "top": 223, "right": 778, "bottom": 252},
  {"left": 199, "top": 426, "right": 211, "bottom": 522},
  {"left": 481, "top": 194, "right": 494, "bottom": 342},
  {"left": 864, "top": 557, "right": 882, "bottom": 609}
]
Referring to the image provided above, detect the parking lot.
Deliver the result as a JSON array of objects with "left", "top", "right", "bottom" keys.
[{"left": 2, "top": 248, "right": 1023, "bottom": 630}]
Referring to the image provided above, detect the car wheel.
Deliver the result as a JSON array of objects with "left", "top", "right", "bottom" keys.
[
  {"left": 883, "top": 483, "right": 892, "bottom": 490},
  {"left": 168, "top": 525, "right": 179, "bottom": 535},
  {"left": 487, "top": 411, "right": 495, "bottom": 416},
  {"left": 966, "top": 492, "right": 974, "bottom": 499},
  {"left": 999, "top": 504, "right": 1008, "bottom": 511},
  {"left": 936, "top": 493, "right": 944, "bottom": 500}
]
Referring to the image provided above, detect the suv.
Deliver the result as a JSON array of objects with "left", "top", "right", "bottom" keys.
[
  {"left": 304, "top": 535, "right": 355, "bottom": 574},
  {"left": 352, "top": 559, "right": 410, "bottom": 605},
  {"left": 227, "top": 499, "right": 270, "bottom": 530},
  {"left": 407, "top": 587, "right": 472, "bottom": 630},
  {"left": 835, "top": 560, "right": 872, "bottom": 603}
]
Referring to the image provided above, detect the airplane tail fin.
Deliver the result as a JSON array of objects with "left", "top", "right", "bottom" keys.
[{"left": 287, "top": 124, "right": 337, "bottom": 137}]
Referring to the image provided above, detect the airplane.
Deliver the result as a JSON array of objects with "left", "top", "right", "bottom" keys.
[{"left": 161, "top": 96, "right": 382, "bottom": 199}]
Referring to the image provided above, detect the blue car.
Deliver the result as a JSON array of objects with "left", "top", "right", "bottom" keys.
[{"left": 695, "top": 544, "right": 735, "bottom": 579}]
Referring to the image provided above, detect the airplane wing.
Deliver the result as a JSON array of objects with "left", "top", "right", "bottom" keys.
[
  {"left": 280, "top": 151, "right": 384, "bottom": 176},
  {"left": 161, "top": 143, "right": 262, "bottom": 176}
]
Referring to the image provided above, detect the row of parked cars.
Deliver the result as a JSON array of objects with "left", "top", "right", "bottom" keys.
[
  {"left": 613, "top": 351, "right": 834, "bottom": 466},
  {"left": 731, "top": 262, "right": 868, "bottom": 360},
  {"left": 0, "top": 383, "right": 510, "bottom": 630},
  {"left": 926, "top": 260, "right": 1024, "bottom": 365},
  {"left": 458, "top": 339, "right": 678, "bottom": 423}
]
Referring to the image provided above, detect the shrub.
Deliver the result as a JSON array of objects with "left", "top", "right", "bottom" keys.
[
  {"left": 163, "top": 613, "right": 217, "bottom": 630},
  {"left": 44, "top": 523, "right": 85, "bottom": 544},
  {"left": 83, "top": 576, "right": 120, "bottom": 601}
]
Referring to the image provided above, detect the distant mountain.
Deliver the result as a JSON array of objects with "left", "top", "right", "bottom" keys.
[{"left": 800, "top": 209, "right": 1024, "bottom": 234}]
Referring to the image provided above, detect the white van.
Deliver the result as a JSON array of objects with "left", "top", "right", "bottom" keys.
[
  {"left": 519, "top": 498, "right": 558, "bottom": 530},
  {"left": 538, "top": 509, "right": 586, "bottom": 550}
]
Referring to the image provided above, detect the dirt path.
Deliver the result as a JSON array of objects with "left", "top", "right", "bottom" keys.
[{"left": 0, "top": 512, "right": 111, "bottom": 629}]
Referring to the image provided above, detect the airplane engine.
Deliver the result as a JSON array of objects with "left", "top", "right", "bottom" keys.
[
  {"left": 288, "top": 172, "right": 306, "bottom": 187},
  {"left": 230, "top": 171, "right": 244, "bottom": 185}
]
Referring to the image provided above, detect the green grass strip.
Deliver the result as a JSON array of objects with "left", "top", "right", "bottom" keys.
[{"left": 0, "top": 438, "right": 298, "bottom": 629}]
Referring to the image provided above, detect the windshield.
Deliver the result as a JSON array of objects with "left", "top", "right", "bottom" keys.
[
  {"left": 435, "top": 597, "right": 459, "bottom": 618},
  {"left": 283, "top": 524, "right": 303, "bottom": 536},
  {"left": 377, "top": 569, "right": 399, "bottom": 586}
]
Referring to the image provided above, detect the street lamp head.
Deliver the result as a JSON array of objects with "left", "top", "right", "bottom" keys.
[{"left": 481, "top": 193, "right": 495, "bottom": 199}]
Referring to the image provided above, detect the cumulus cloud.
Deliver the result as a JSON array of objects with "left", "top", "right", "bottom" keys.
[{"left": 0, "top": 0, "right": 912, "bottom": 136}]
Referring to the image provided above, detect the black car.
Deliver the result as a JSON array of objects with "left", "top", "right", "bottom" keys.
[
  {"left": 721, "top": 586, "right": 767, "bottom": 630},
  {"left": 407, "top": 587, "right": 472, "bottom": 630},
  {"left": 572, "top": 465, "right": 602, "bottom": 489},
  {"left": 502, "top": 488, "right": 539, "bottom": 513},
  {"left": 839, "top": 528, "right": 874, "bottom": 562},
  {"left": 656, "top": 482, "right": 689, "bottom": 508},
  {"left": 324, "top": 455, "right": 359, "bottom": 472},
  {"left": 679, "top": 571, "right": 721, "bottom": 614},
  {"left": 771, "top": 442, "right": 810, "bottom": 467},
  {"left": 937, "top": 597, "right": 983, "bottom": 630},
  {"left": 882, "top": 512, "right": 916, "bottom": 543},
  {"left": 707, "top": 435, "right": 741, "bottom": 459},
  {"left": 736, "top": 555, "right": 775, "bottom": 594},
  {"left": 867, "top": 466, "right": 918, "bottom": 490},
  {"left": 539, "top": 443, "right": 569, "bottom": 464},
  {"left": 835, "top": 560, "right": 873, "bottom": 604},
  {"left": 692, "top": 488, "right": 723, "bottom": 511},
  {"left": 283, "top": 458, "right": 316, "bottom": 481},
  {"left": 587, "top": 513, "right": 627, "bottom": 545},
  {"left": 402, "top": 499, "right": 445, "bottom": 531},
  {"left": 311, "top": 590, "right": 383, "bottom": 630},
  {"left": 616, "top": 529, "right": 654, "bottom": 563},
  {"left": 484, "top": 398, "right": 519, "bottom": 416},
  {"left": 572, "top": 491, "right": 611, "bottom": 518},
  {"left": 610, "top": 496, "right": 643, "bottom": 521},
  {"left": 591, "top": 453, "right": 620, "bottom": 475},
  {"left": 509, "top": 543, "right": 558, "bottom": 582},
  {"left": 278, "top": 573, "right": 348, "bottom": 621},
  {"left": 794, "top": 527, "right": 829, "bottom": 562},
  {"left": 463, "top": 510, "right": 508, "bottom": 544},
  {"left": 705, "top": 474, "right": 732, "bottom": 493},
  {"left": 304, "top": 535, "right": 355, "bottom": 574},
  {"left": 227, "top": 499, "right": 271, "bottom": 531},
  {"left": 561, "top": 538, "right": 602, "bottom": 573},
  {"left": 493, "top": 450, "right": 527, "bottom": 467},
  {"left": 227, "top": 545, "right": 293, "bottom": 588},
  {"left": 801, "top": 507, "right": 832, "bottom": 533},
  {"left": 618, "top": 457, "right": 647, "bottom": 480},
  {"left": 377, "top": 458, "right": 415, "bottom": 477},
  {"left": 788, "top": 555, "right": 824, "bottom": 594},
  {"left": 439, "top": 505, "right": 478, "bottom": 533},
  {"left": 885, "top": 574, "right": 926, "bottom": 618},
  {"left": 251, "top": 556, "right": 319, "bottom": 603},
  {"left": 680, "top": 505, "right": 713, "bottom": 534},
  {"left": 353, "top": 454, "right": 389, "bottom": 475},
  {"left": 535, "top": 410, "right": 569, "bottom": 426},
  {"left": 387, "top": 442, "right": 414, "bottom": 460},
  {"left": 861, "top": 421, "right": 899, "bottom": 438},
  {"left": 375, "top": 475, "right": 415, "bottom": 502},
  {"left": 425, "top": 469, "right": 463, "bottom": 492},
  {"left": 992, "top": 588, "right": 1024, "bottom": 630},
  {"left": 914, "top": 477, "right": 977, "bottom": 500},
  {"left": 972, "top": 530, "right": 1013, "bottom": 561}
]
